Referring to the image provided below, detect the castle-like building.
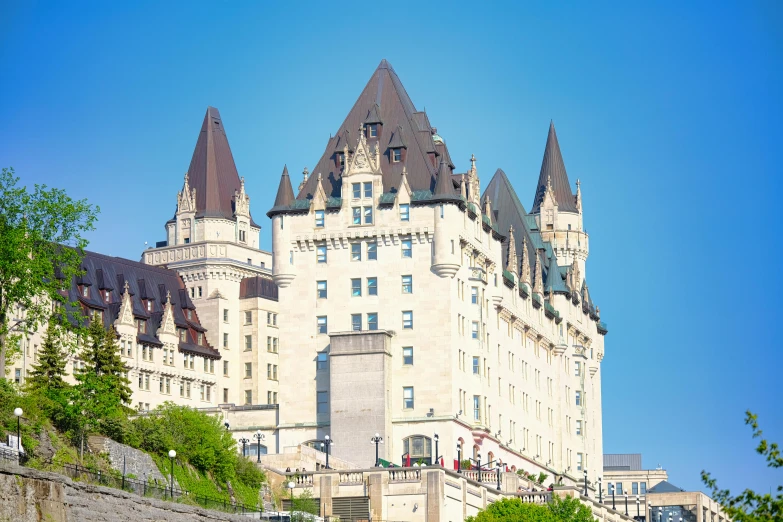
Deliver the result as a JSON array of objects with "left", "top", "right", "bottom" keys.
[
  {"left": 266, "top": 60, "right": 607, "bottom": 479},
  {"left": 11, "top": 60, "right": 608, "bottom": 482}
]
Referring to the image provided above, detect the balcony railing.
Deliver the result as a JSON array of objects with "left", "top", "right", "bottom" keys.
[{"left": 468, "top": 267, "right": 488, "bottom": 284}]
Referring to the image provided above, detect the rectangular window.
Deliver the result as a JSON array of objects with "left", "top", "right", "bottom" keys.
[
  {"left": 352, "top": 207, "right": 361, "bottom": 225},
  {"left": 401, "top": 238, "right": 412, "bottom": 258},
  {"left": 352, "top": 183, "right": 361, "bottom": 199},
  {"left": 317, "top": 316, "right": 327, "bottom": 334},
  {"left": 640, "top": 482, "right": 647, "bottom": 494},
  {"left": 363, "top": 182, "right": 372, "bottom": 198},
  {"left": 245, "top": 363, "right": 252, "bottom": 378},
  {"left": 401, "top": 275, "right": 412, "bottom": 293},
  {"left": 197, "top": 333, "right": 203, "bottom": 346},
  {"left": 403, "top": 387, "right": 414, "bottom": 409},
  {"left": 403, "top": 347, "right": 413, "bottom": 365},
  {"left": 351, "top": 243, "right": 361, "bottom": 261},
  {"left": 317, "top": 245, "right": 327, "bottom": 263},
  {"left": 316, "top": 352, "right": 328, "bottom": 370},
  {"left": 616, "top": 483, "right": 623, "bottom": 495},
  {"left": 186, "top": 381, "right": 191, "bottom": 397},
  {"left": 222, "top": 388, "right": 228, "bottom": 403},
  {"left": 223, "top": 360, "right": 229, "bottom": 376},
  {"left": 367, "top": 277, "right": 377, "bottom": 296},
  {"left": 473, "top": 395, "right": 481, "bottom": 420},
  {"left": 317, "top": 280, "right": 327, "bottom": 298},
  {"left": 393, "top": 149, "right": 402, "bottom": 163},
  {"left": 245, "top": 335, "right": 252, "bottom": 351},
  {"left": 402, "top": 311, "right": 413, "bottom": 329},
  {"left": 223, "top": 309, "right": 229, "bottom": 322},
  {"left": 367, "top": 241, "right": 377, "bottom": 260},
  {"left": 245, "top": 311, "right": 252, "bottom": 324},
  {"left": 245, "top": 390, "right": 252, "bottom": 405},
  {"left": 576, "top": 419, "right": 582, "bottom": 436},
  {"left": 575, "top": 361, "right": 581, "bottom": 376},
  {"left": 351, "top": 313, "right": 362, "bottom": 331},
  {"left": 575, "top": 390, "right": 582, "bottom": 406},
  {"left": 351, "top": 278, "right": 361, "bottom": 296},
  {"left": 315, "top": 210, "right": 324, "bottom": 228},
  {"left": 223, "top": 333, "right": 228, "bottom": 348},
  {"left": 363, "top": 206, "right": 373, "bottom": 224},
  {"left": 367, "top": 312, "right": 378, "bottom": 331},
  {"left": 317, "top": 391, "right": 329, "bottom": 414},
  {"left": 471, "top": 322, "right": 479, "bottom": 339},
  {"left": 400, "top": 203, "right": 409, "bottom": 221},
  {"left": 471, "top": 287, "right": 478, "bottom": 304},
  {"left": 472, "top": 356, "right": 480, "bottom": 375},
  {"left": 368, "top": 124, "right": 377, "bottom": 138},
  {"left": 137, "top": 319, "right": 146, "bottom": 334},
  {"left": 632, "top": 482, "right": 639, "bottom": 495}
]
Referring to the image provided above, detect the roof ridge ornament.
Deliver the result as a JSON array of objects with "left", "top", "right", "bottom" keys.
[
  {"left": 298, "top": 167, "right": 309, "bottom": 193},
  {"left": 233, "top": 175, "right": 250, "bottom": 218},
  {"left": 520, "top": 237, "right": 531, "bottom": 285},
  {"left": 467, "top": 154, "right": 480, "bottom": 206},
  {"left": 575, "top": 178, "right": 582, "bottom": 214},
  {"left": 533, "top": 252, "right": 544, "bottom": 297},
  {"left": 177, "top": 172, "right": 197, "bottom": 214}
]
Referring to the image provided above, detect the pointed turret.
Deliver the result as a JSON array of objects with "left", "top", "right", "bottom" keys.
[
  {"left": 575, "top": 178, "right": 582, "bottom": 214},
  {"left": 467, "top": 154, "right": 481, "bottom": 206},
  {"left": 520, "top": 237, "right": 531, "bottom": 286},
  {"left": 531, "top": 121, "right": 577, "bottom": 213},
  {"left": 506, "top": 226, "right": 517, "bottom": 274},
  {"left": 483, "top": 196, "right": 493, "bottom": 225},
  {"left": 183, "top": 107, "right": 258, "bottom": 226},
  {"left": 267, "top": 165, "right": 295, "bottom": 217},
  {"left": 432, "top": 158, "right": 459, "bottom": 202}
]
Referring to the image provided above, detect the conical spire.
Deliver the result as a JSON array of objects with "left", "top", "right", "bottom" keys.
[
  {"left": 506, "top": 226, "right": 517, "bottom": 274},
  {"left": 531, "top": 121, "right": 577, "bottom": 213},
  {"left": 432, "top": 158, "right": 459, "bottom": 202},
  {"left": 184, "top": 107, "right": 257, "bottom": 226},
  {"left": 268, "top": 165, "right": 295, "bottom": 217}
]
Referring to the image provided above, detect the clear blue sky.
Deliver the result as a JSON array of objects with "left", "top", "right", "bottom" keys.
[{"left": 2, "top": 1, "right": 780, "bottom": 496}]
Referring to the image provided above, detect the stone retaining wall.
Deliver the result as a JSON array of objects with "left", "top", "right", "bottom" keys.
[{"left": 0, "top": 463, "right": 252, "bottom": 522}]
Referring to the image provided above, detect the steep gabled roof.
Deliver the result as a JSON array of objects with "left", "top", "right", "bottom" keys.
[
  {"left": 531, "top": 121, "right": 578, "bottom": 213},
  {"left": 184, "top": 107, "right": 259, "bottom": 227},
  {"left": 297, "top": 60, "right": 449, "bottom": 199}
]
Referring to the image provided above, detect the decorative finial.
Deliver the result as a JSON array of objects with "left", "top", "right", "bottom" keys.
[
  {"left": 317, "top": 172, "right": 322, "bottom": 181},
  {"left": 123, "top": 280, "right": 130, "bottom": 294},
  {"left": 470, "top": 154, "right": 476, "bottom": 170},
  {"left": 303, "top": 167, "right": 309, "bottom": 181},
  {"left": 576, "top": 178, "right": 581, "bottom": 187},
  {"left": 166, "top": 290, "right": 171, "bottom": 303},
  {"left": 184, "top": 172, "right": 189, "bottom": 183}
]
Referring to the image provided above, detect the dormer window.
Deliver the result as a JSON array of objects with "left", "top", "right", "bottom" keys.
[
  {"left": 178, "top": 328, "right": 187, "bottom": 343},
  {"left": 136, "top": 319, "right": 146, "bottom": 334},
  {"left": 90, "top": 309, "right": 103, "bottom": 322},
  {"left": 197, "top": 333, "right": 203, "bottom": 346},
  {"left": 187, "top": 309, "right": 193, "bottom": 320},
  {"left": 367, "top": 124, "right": 378, "bottom": 138},
  {"left": 239, "top": 230, "right": 246, "bottom": 243},
  {"left": 82, "top": 286, "right": 90, "bottom": 298},
  {"left": 104, "top": 290, "right": 111, "bottom": 302},
  {"left": 336, "top": 152, "right": 345, "bottom": 168},
  {"left": 146, "top": 300, "right": 152, "bottom": 312},
  {"left": 392, "top": 149, "right": 402, "bottom": 163}
]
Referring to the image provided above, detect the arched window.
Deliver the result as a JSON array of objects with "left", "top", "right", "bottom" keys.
[{"left": 403, "top": 435, "right": 432, "bottom": 465}]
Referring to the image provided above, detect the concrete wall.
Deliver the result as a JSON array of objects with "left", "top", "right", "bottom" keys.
[{"left": 0, "top": 463, "right": 253, "bottom": 522}]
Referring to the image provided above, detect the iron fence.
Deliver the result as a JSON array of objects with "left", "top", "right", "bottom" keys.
[{"left": 0, "top": 447, "right": 261, "bottom": 516}]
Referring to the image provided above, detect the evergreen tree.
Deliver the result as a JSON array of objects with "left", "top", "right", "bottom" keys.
[
  {"left": 73, "top": 318, "right": 132, "bottom": 437},
  {"left": 26, "top": 321, "right": 68, "bottom": 392}
]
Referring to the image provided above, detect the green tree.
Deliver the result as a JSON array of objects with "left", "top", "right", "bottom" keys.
[
  {"left": 73, "top": 319, "right": 131, "bottom": 450},
  {"left": 0, "top": 167, "right": 99, "bottom": 378},
  {"left": 465, "top": 497, "right": 556, "bottom": 522},
  {"left": 290, "top": 489, "right": 319, "bottom": 522},
  {"left": 547, "top": 494, "right": 593, "bottom": 522},
  {"left": 702, "top": 411, "right": 782, "bottom": 522},
  {"left": 26, "top": 321, "right": 69, "bottom": 391}
]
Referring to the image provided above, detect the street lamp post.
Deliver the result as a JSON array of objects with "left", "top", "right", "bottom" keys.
[
  {"left": 457, "top": 444, "right": 462, "bottom": 474},
  {"left": 610, "top": 484, "right": 616, "bottom": 510},
  {"left": 323, "top": 435, "right": 334, "bottom": 469},
  {"left": 434, "top": 434, "right": 439, "bottom": 466},
  {"left": 370, "top": 433, "right": 383, "bottom": 467},
  {"left": 636, "top": 496, "right": 640, "bottom": 518},
  {"left": 13, "top": 408, "right": 23, "bottom": 454},
  {"left": 253, "top": 430, "right": 264, "bottom": 463},
  {"left": 168, "top": 449, "right": 176, "bottom": 498},
  {"left": 477, "top": 453, "right": 481, "bottom": 473},
  {"left": 496, "top": 462, "right": 502, "bottom": 491},
  {"left": 287, "top": 480, "right": 295, "bottom": 518},
  {"left": 625, "top": 494, "right": 629, "bottom": 516},
  {"left": 238, "top": 437, "right": 249, "bottom": 458},
  {"left": 598, "top": 477, "right": 603, "bottom": 503},
  {"left": 658, "top": 506, "right": 662, "bottom": 522},
  {"left": 583, "top": 469, "right": 588, "bottom": 497}
]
